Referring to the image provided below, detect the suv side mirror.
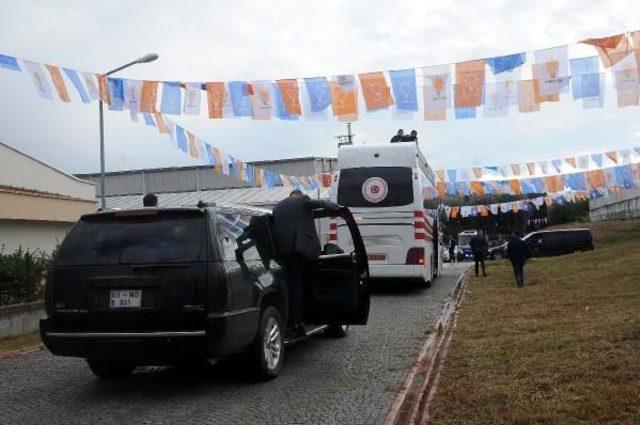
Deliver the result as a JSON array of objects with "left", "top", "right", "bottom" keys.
[{"left": 323, "top": 243, "right": 344, "bottom": 255}]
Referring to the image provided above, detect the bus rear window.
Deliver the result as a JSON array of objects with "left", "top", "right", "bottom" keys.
[
  {"left": 337, "top": 167, "right": 413, "bottom": 207},
  {"left": 56, "top": 212, "right": 206, "bottom": 266}
]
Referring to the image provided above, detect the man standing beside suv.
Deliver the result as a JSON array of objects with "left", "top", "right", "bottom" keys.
[
  {"left": 507, "top": 231, "right": 531, "bottom": 287},
  {"left": 469, "top": 228, "right": 488, "bottom": 278},
  {"left": 271, "top": 190, "right": 340, "bottom": 336}
]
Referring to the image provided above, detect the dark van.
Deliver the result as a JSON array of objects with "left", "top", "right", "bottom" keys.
[
  {"left": 40, "top": 204, "right": 369, "bottom": 380},
  {"left": 524, "top": 228, "right": 594, "bottom": 256}
]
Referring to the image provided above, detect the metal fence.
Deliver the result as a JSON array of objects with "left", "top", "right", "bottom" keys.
[{"left": 589, "top": 187, "right": 640, "bottom": 221}]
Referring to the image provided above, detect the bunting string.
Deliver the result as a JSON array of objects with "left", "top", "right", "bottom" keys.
[{"left": 1, "top": 30, "right": 639, "bottom": 124}]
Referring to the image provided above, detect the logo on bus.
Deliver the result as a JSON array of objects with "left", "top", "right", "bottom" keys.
[{"left": 362, "top": 177, "right": 389, "bottom": 203}]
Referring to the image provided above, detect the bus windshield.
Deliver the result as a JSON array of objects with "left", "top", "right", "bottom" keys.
[
  {"left": 337, "top": 167, "right": 414, "bottom": 208},
  {"left": 457, "top": 234, "right": 474, "bottom": 248}
]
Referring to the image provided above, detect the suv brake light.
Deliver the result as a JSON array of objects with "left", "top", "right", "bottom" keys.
[{"left": 406, "top": 247, "right": 425, "bottom": 265}]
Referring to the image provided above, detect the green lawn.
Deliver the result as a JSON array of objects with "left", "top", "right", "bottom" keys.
[{"left": 429, "top": 219, "right": 640, "bottom": 424}]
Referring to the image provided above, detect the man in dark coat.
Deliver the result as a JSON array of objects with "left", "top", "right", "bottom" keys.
[
  {"left": 390, "top": 129, "right": 404, "bottom": 143},
  {"left": 271, "top": 190, "right": 340, "bottom": 335},
  {"left": 507, "top": 231, "right": 531, "bottom": 287},
  {"left": 469, "top": 229, "right": 488, "bottom": 278}
]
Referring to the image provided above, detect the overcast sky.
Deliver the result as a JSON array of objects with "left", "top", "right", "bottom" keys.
[{"left": 0, "top": 0, "right": 639, "bottom": 174}]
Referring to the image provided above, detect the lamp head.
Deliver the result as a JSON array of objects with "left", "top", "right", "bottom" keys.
[{"left": 137, "top": 53, "right": 159, "bottom": 64}]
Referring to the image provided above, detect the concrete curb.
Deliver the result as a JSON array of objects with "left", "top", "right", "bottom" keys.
[{"left": 385, "top": 266, "right": 470, "bottom": 425}]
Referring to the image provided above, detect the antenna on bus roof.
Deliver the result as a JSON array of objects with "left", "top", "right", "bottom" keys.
[{"left": 335, "top": 122, "right": 354, "bottom": 147}]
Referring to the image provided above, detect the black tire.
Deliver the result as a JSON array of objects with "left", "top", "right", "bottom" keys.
[
  {"left": 325, "top": 324, "right": 348, "bottom": 338},
  {"left": 86, "top": 358, "right": 135, "bottom": 379},
  {"left": 250, "top": 306, "right": 284, "bottom": 381}
]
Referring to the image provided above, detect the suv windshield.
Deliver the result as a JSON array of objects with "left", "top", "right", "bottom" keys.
[
  {"left": 56, "top": 211, "right": 206, "bottom": 266},
  {"left": 338, "top": 167, "right": 413, "bottom": 207}
]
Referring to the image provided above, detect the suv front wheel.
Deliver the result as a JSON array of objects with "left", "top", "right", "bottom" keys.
[{"left": 251, "top": 306, "right": 284, "bottom": 380}]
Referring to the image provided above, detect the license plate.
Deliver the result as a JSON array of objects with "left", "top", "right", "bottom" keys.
[
  {"left": 109, "top": 289, "right": 142, "bottom": 308},
  {"left": 368, "top": 254, "right": 387, "bottom": 261}
]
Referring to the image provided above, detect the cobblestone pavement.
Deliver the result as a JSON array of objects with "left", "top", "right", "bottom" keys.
[{"left": 0, "top": 263, "right": 467, "bottom": 425}]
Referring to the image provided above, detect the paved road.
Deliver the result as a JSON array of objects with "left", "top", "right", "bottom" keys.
[{"left": 0, "top": 264, "right": 466, "bottom": 425}]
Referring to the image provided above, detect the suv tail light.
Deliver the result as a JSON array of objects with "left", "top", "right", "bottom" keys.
[{"left": 406, "top": 247, "right": 425, "bottom": 265}]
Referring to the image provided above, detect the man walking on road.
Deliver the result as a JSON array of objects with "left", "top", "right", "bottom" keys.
[
  {"left": 469, "top": 228, "right": 488, "bottom": 278},
  {"left": 271, "top": 189, "right": 340, "bottom": 336},
  {"left": 507, "top": 231, "right": 531, "bottom": 287}
]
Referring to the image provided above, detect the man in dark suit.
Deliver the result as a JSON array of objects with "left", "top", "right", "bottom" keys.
[
  {"left": 469, "top": 229, "right": 488, "bottom": 278},
  {"left": 390, "top": 129, "right": 404, "bottom": 143},
  {"left": 271, "top": 189, "right": 340, "bottom": 335},
  {"left": 507, "top": 231, "right": 531, "bottom": 287}
]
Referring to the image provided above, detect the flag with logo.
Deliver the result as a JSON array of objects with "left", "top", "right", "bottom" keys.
[
  {"left": 483, "top": 82, "right": 508, "bottom": 117},
  {"left": 23, "top": 61, "right": 53, "bottom": 100},
  {"left": 330, "top": 75, "right": 358, "bottom": 121},
  {"left": 140, "top": 81, "right": 158, "bottom": 113},
  {"left": 62, "top": 68, "right": 90, "bottom": 103},
  {"left": 160, "top": 81, "right": 182, "bottom": 115},
  {"left": 228, "top": 81, "right": 252, "bottom": 117},
  {"left": 107, "top": 78, "right": 124, "bottom": 111},
  {"left": 205, "top": 82, "right": 225, "bottom": 119},
  {"left": 517, "top": 80, "right": 540, "bottom": 112},
  {"left": 581, "top": 33, "right": 634, "bottom": 68},
  {"left": 423, "top": 65, "right": 451, "bottom": 121},
  {"left": 277, "top": 79, "right": 302, "bottom": 116},
  {"left": 454, "top": 60, "right": 485, "bottom": 108},
  {"left": 123, "top": 79, "right": 143, "bottom": 112},
  {"left": 183, "top": 82, "right": 202, "bottom": 115},
  {"left": 533, "top": 46, "right": 569, "bottom": 102},
  {"left": 389, "top": 69, "right": 418, "bottom": 111},
  {"left": 614, "top": 67, "right": 639, "bottom": 107},
  {"left": 359, "top": 71, "right": 394, "bottom": 111},
  {"left": 304, "top": 77, "right": 332, "bottom": 112}
]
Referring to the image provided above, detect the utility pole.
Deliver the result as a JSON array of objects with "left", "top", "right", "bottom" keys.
[{"left": 335, "top": 122, "right": 355, "bottom": 147}]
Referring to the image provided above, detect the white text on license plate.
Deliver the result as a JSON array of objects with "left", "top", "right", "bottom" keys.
[{"left": 110, "top": 289, "right": 142, "bottom": 308}]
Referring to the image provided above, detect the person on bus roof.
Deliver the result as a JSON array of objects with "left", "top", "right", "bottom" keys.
[
  {"left": 143, "top": 193, "right": 158, "bottom": 207},
  {"left": 390, "top": 129, "right": 404, "bottom": 143},
  {"left": 271, "top": 189, "right": 341, "bottom": 337},
  {"left": 401, "top": 130, "right": 418, "bottom": 143}
]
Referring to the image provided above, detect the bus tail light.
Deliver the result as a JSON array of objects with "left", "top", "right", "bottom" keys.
[
  {"left": 414, "top": 210, "right": 426, "bottom": 240},
  {"left": 406, "top": 248, "right": 425, "bottom": 265},
  {"left": 329, "top": 217, "right": 338, "bottom": 241}
]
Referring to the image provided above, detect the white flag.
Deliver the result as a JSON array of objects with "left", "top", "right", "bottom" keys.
[
  {"left": 23, "top": 61, "right": 53, "bottom": 100},
  {"left": 183, "top": 83, "right": 202, "bottom": 115},
  {"left": 123, "top": 79, "right": 143, "bottom": 113}
]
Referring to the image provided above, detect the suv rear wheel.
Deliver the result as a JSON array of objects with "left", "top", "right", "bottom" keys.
[
  {"left": 86, "top": 358, "right": 135, "bottom": 379},
  {"left": 251, "top": 306, "right": 284, "bottom": 380},
  {"left": 325, "top": 323, "right": 349, "bottom": 338}
]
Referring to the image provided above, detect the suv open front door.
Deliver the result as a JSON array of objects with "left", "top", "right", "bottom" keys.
[{"left": 304, "top": 207, "right": 370, "bottom": 325}]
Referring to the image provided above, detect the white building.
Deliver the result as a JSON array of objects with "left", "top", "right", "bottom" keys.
[{"left": 0, "top": 142, "right": 97, "bottom": 254}]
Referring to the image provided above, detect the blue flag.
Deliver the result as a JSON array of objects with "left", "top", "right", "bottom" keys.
[
  {"left": 455, "top": 107, "right": 476, "bottom": 119},
  {"left": 62, "top": 68, "right": 90, "bottom": 103},
  {"left": 520, "top": 179, "right": 536, "bottom": 194},
  {"left": 446, "top": 182, "right": 456, "bottom": 196},
  {"left": 174, "top": 126, "right": 188, "bottom": 153},
  {"left": 204, "top": 144, "right": 216, "bottom": 166},
  {"left": 308, "top": 176, "right": 318, "bottom": 190},
  {"left": 551, "top": 159, "right": 563, "bottom": 173},
  {"left": 591, "top": 154, "right": 603, "bottom": 168},
  {"left": 0, "top": 54, "right": 20, "bottom": 71},
  {"left": 455, "top": 181, "right": 470, "bottom": 195},
  {"left": 532, "top": 178, "right": 546, "bottom": 193},
  {"left": 228, "top": 81, "right": 252, "bottom": 117},
  {"left": 570, "top": 57, "right": 600, "bottom": 99},
  {"left": 304, "top": 77, "right": 332, "bottom": 112},
  {"left": 107, "top": 78, "right": 124, "bottom": 111},
  {"left": 273, "top": 82, "right": 298, "bottom": 120},
  {"left": 447, "top": 169, "right": 457, "bottom": 183},
  {"left": 160, "top": 82, "right": 182, "bottom": 115},
  {"left": 486, "top": 53, "right": 526, "bottom": 74},
  {"left": 615, "top": 165, "right": 634, "bottom": 188},
  {"left": 246, "top": 164, "right": 255, "bottom": 186},
  {"left": 142, "top": 113, "right": 156, "bottom": 126},
  {"left": 389, "top": 69, "right": 418, "bottom": 111},
  {"left": 566, "top": 172, "right": 586, "bottom": 190}
]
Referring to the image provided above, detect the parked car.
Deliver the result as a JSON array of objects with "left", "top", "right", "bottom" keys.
[
  {"left": 40, "top": 204, "right": 370, "bottom": 380},
  {"left": 524, "top": 228, "right": 594, "bottom": 257},
  {"left": 489, "top": 228, "right": 593, "bottom": 260},
  {"left": 441, "top": 246, "right": 451, "bottom": 263}
]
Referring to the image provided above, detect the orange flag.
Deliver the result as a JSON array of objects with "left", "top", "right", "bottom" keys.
[
  {"left": 470, "top": 181, "right": 484, "bottom": 196},
  {"left": 544, "top": 175, "right": 564, "bottom": 193},
  {"left": 587, "top": 170, "right": 606, "bottom": 189},
  {"left": 565, "top": 157, "right": 577, "bottom": 168},
  {"left": 253, "top": 167, "right": 264, "bottom": 187},
  {"left": 436, "top": 181, "right": 447, "bottom": 198},
  {"left": 44, "top": 65, "right": 70, "bottom": 102},
  {"left": 277, "top": 79, "right": 302, "bottom": 115},
  {"left": 517, "top": 80, "right": 540, "bottom": 113},
  {"left": 425, "top": 109, "right": 446, "bottom": 121},
  {"left": 212, "top": 147, "right": 223, "bottom": 172},
  {"left": 472, "top": 167, "right": 483, "bottom": 179},
  {"left": 532, "top": 64, "right": 560, "bottom": 104},
  {"left": 509, "top": 179, "right": 522, "bottom": 194},
  {"left": 186, "top": 132, "right": 199, "bottom": 159},
  {"left": 153, "top": 113, "right": 170, "bottom": 134},
  {"left": 605, "top": 151, "right": 618, "bottom": 164},
  {"left": 511, "top": 164, "right": 521, "bottom": 176},
  {"left": 329, "top": 81, "right": 358, "bottom": 121},
  {"left": 450, "top": 206, "right": 459, "bottom": 218},
  {"left": 479, "top": 205, "right": 489, "bottom": 217},
  {"left": 205, "top": 82, "right": 226, "bottom": 119},
  {"left": 358, "top": 72, "right": 394, "bottom": 110},
  {"left": 140, "top": 81, "right": 158, "bottom": 113},
  {"left": 97, "top": 74, "right": 110, "bottom": 104},
  {"left": 580, "top": 33, "right": 632, "bottom": 68},
  {"left": 454, "top": 60, "right": 485, "bottom": 108},
  {"left": 526, "top": 162, "right": 536, "bottom": 175}
]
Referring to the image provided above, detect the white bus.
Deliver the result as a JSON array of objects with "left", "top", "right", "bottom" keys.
[{"left": 330, "top": 143, "right": 441, "bottom": 285}]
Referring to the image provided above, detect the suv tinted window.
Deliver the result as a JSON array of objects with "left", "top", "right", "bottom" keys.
[
  {"left": 56, "top": 212, "right": 206, "bottom": 266},
  {"left": 338, "top": 167, "right": 413, "bottom": 208},
  {"left": 215, "top": 212, "right": 261, "bottom": 262}
]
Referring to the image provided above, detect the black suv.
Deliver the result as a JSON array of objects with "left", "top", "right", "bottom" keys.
[
  {"left": 488, "top": 228, "right": 594, "bottom": 259},
  {"left": 40, "top": 204, "right": 370, "bottom": 380}
]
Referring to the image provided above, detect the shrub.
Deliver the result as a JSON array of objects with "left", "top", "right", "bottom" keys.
[{"left": 0, "top": 246, "right": 53, "bottom": 306}]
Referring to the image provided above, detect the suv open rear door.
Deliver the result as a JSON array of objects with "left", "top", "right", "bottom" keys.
[{"left": 304, "top": 206, "right": 370, "bottom": 325}]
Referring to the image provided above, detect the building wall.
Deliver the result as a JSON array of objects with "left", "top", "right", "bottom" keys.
[
  {"left": 0, "top": 191, "right": 97, "bottom": 222},
  {"left": 0, "top": 220, "right": 73, "bottom": 254},
  {"left": 589, "top": 188, "right": 640, "bottom": 222},
  {"left": 0, "top": 142, "right": 95, "bottom": 199}
]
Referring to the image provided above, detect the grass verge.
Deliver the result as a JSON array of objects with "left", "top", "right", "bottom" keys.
[
  {"left": 0, "top": 332, "right": 42, "bottom": 358},
  {"left": 429, "top": 219, "right": 640, "bottom": 424}
]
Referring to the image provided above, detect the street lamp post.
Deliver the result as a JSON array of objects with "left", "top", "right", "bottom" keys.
[{"left": 98, "top": 53, "right": 159, "bottom": 210}]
